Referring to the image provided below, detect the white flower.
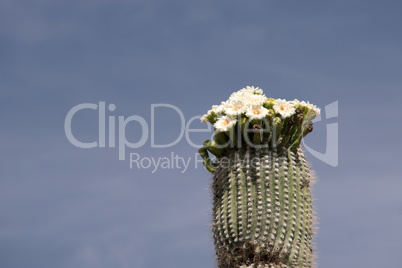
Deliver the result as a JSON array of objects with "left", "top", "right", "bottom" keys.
[
  {"left": 214, "top": 116, "right": 237, "bottom": 132},
  {"left": 313, "top": 107, "right": 321, "bottom": 116},
  {"left": 228, "top": 86, "right": 264, "bottom": 103},
  {"left": 241, "top": 86, "right": 263, "bottom": 95},
  {"left": 212, "top": 104, "right": 225, "bottom": 114},
  {"left": 273, "top": 99, "right": 296, "bottom": 118},
  {"left": 200, "top": 109, "right": 215, "bottom": 123},
  {"left": 244, "top": 94, "right": 267, "bottom": 106},
  {"left": 224, "top": 100, "right": 248, "bottom": 116},
  {"left": 228, "top": 92, "right": 247, "bottom": 104},
  {"left": 298, "top": 100, "right": 321, "bottom": 116},
  {"left": 200, "top": 114, "right": 208, "bottom": 123},
  {"left": 304, "top": 101, "right": 321, "bottom": 116},
  {"left": 200, "top": 109, "right": 213, "bottom": 123},
  {"left": 246, "top": 105, "right": 269, "bottom": 120},
  {"left": 291, "top": 99, "right": 300, "bottom": 105}
]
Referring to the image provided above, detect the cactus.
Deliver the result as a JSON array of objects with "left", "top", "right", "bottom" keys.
[{"left": 199, "top": 87, "right": 320, "bottom": 268}]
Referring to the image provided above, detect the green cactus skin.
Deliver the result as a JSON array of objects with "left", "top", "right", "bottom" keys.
[
  {"left": 211, "top": 145, "right": 316, "bottom": 268},
  {"left": 199, "top": 88, "right": 320, "bottom": 267}
]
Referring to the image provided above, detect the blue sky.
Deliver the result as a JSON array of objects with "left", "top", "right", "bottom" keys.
[{"left": 1, "top": 1, "right": 401, "bottom": 267}]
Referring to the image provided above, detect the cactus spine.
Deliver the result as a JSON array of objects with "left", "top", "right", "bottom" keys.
[
  {"left": 211, "top": 146, "right": 315, "bottom": 268},
  {"left": 199, "top": 87, "right": 320, "bottom": 268}
]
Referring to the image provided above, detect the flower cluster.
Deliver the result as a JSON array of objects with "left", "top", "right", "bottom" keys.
[
  {"left": 200, "top": 86, "right": 320, "bottom": 133},
  {"left": 199, "top": 86, "right": 320, "bottom": 172}
]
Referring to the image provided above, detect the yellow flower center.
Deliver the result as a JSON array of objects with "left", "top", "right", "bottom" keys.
[
  {"left": 233, "top": 105, "right": 242, "bottom": 111},
  {"left": 279, "top": 104, "right": 289, "bottom": 112},
  {"left": 222, "top": 119, "right": 230, "bottom": 126}
]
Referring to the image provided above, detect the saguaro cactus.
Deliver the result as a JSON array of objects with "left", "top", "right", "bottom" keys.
[{"left": 199, "top": 87, "right": 320, "bottom": 268}]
